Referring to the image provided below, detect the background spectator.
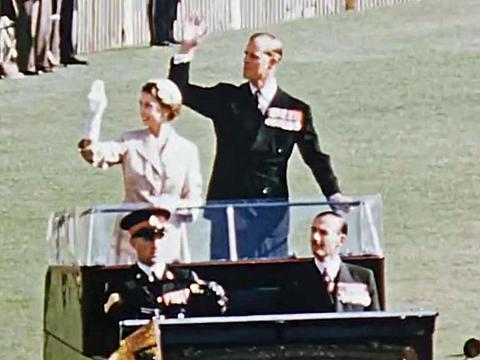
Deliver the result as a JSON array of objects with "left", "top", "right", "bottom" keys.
[
  {"left": 15, "top": 0, "right": 37, "bottom": 74},
  {"left": 56, "top": 0, "right": 86, "bottom": 65},
  {"left": 147, "top": 0, "right": 180, "bottom": 46}
]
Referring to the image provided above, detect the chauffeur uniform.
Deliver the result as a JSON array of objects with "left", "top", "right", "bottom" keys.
[
  {"left": 104, "top": 263, "right": 227, "bottom": 360},
  {"left": 169, "top": 60, "right": 341, "bottom": 259},
  {"left": 289, "top": 260, "right": 380, "bottom": 313},
  {"left": 105, "top": 207, "right": 227, "bottom": 321},
  {"left": 104, "top": 263, "right": 223, "bottom": 322}
]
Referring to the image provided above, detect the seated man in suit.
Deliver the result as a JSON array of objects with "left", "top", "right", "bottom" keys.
[
  {"left": 104, "top": 207, "right": 227, "bottom": 323},
  {"left": 289, "top": 211, "right": 380, "bottom": 313}
]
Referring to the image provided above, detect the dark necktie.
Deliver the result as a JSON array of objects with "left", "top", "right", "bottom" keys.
[{"left": 254, "top": 90, "right": 261, "bottom": 110}]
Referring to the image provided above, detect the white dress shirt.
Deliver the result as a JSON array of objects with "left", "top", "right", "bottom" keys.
[
  {"left": 248, "top": 77, "right": 278, "bottom": 115},
  {"left": 137, "top": 261, "right": 166, "bottom": 280},
  {"left": 314, "top": 256, "right": 341, "bottom": 280}
]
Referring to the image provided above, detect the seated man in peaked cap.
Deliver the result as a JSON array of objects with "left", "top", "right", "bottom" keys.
[{"left": 104, "top": 207, "right": 227, "bottom": 323}]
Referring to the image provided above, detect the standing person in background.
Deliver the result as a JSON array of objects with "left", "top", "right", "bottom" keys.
[
  {"left": 0, "top": 0, "right": 24, "bottom": 79},
  {"left": 78, "top": 78, "right": 202, "bottom": 264},
  {"left": 54, "top": 0, "right": 88, "bottom": 66},
  {"left": 1, "top": 0, "right": 17, "bottom": 20},
  {"left": 147, "top": 0, "right": 180, "bottom": 46},
  {"left": 34, "top": 0, "right": 53, "bottom": 72},
  {"left": 14, "top": 0, "right": 37, "bottom": 75},
  {"left": 48, "top": 0, "right": 63, "bottom": 65},
  {"left": 168, "top": 18, "right": 351, "bottom": 260},
  {"left": 13, "top": 0, "right": 85, "bottom": 75},
  {"left": 14, "top": 0, "right": 55, "bottom": 74}
]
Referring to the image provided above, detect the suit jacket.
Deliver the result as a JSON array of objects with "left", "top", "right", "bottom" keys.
[
  {"left": 169, "top": 60, "right": 340, "bottom": 201},
  {"left": 287, "top": 260, "right": 380, "bottom": 313},
  {"left": 81, "top": 124, "right": 202, "bottom": 207},
  {"left": 105, "top": 264, "right": 223, "bottom": 323}
]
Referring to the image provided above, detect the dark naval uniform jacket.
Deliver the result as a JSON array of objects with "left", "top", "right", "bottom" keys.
[
  {"left": 169, "top": 60, "right": 341, "bottom": 201},
  {"left": 287, "top": 260, "right": 380, "bottom": 313},
  {"left": 104, "top": 264, "right": 223, "bottom": 323}
]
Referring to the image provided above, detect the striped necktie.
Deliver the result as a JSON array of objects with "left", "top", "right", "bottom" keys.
[{"left": 322, "top": 269, "right": 336, "bottom": 294}]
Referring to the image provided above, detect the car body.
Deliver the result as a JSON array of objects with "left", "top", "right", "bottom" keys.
[{"left": 43, "top": 195, "right": 438, "bottom": 359}]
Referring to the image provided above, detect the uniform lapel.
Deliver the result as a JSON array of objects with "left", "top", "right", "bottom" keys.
[
  {"left": 337, "top": 262, "right": 355, "bottom": 283},
  {"left": 248, "top": 84, "right": 274, "bottom": 151},
  {"left": 239, "top": 83, "right": 264, "bottom": 129},
  {"left": 132, "top": 263, "right": 150, "bottom": 284},
  {"left": 309, "top": 260, "right": 335, "bottom": 311},
  {"left": 241, "top": 82, "right": 260, "bottom": 110},
  {"left": 267, "top": 86, "right": 284, "bottom": 110}
]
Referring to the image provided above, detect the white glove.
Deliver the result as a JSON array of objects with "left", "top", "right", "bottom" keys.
[
  {"left": 160, "top": 288, "right": 191, "bottom": 305},
  {"left": 328, "top": 193, "right": 353, "bottom": 216},
  {"left": 179, "top": 16, "right": 207, "bottom": 54},
  {"left": 83, "top": 80, "right": 107, "bottom": 141}
]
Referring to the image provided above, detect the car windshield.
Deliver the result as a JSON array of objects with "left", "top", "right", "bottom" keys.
[{"left": 46, "top": 194, "right": 383, "bottom": 265}]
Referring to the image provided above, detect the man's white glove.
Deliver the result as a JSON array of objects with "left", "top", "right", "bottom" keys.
[
  {"left": 184, "top": 16, "right": 207, "bottom": 41},
  {"left": 179, "top": 16, "right": 207, "bottom": 54},
  {"left": 328, "top": 193, "right": 353, "bottom": 216},
  {"left": 83, "top": 79, "right": 107, "bottom": 142}
]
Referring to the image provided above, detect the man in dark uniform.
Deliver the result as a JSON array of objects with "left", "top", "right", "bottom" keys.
[
  {"left": 289, "top": 211, "right": 380, "bottom": 313},
  {"left": 104, "top": 207, "right": 227, "bottom": 324},
  {"left": 168, "top": 19, "right": 351, "bottom": 260}
]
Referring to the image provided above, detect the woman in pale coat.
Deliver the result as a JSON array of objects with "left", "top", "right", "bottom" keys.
[{"left": 78, "top": 79, "right": 202, "bottom": 264}]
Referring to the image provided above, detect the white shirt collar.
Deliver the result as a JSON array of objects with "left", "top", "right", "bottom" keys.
[
  {"left": 314, "top": 256, "right": 341, "bottom": 279},
  {"left": 249, "top": 77, "right": 278, "bottom": 114},
  {"left": 137, "top": 261, "right": 166, "bottom": 279}
]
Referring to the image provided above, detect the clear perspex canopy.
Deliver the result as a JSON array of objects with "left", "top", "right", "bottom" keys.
[{"left": 46, "top": 194, "right": 383, "bottom": 266}]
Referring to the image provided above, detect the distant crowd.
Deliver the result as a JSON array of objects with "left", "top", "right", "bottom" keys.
[
  {"left": 0, "top": 0, "right": 88, "bottom": 79},
  {"left": 0, "top": 0, "right": 180, "bottom": 79}
]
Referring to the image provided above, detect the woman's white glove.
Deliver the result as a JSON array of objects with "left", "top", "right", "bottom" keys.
[{"left": 83, "top": 80, "right": 107, "bottom": 142}]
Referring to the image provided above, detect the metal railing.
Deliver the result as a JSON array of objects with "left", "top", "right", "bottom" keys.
[
  {"left": 46, "top": 195, "right": 383, "bottom": 266},
  {"left": 75, "top": 0, "right": 417, "bottom": 54}
]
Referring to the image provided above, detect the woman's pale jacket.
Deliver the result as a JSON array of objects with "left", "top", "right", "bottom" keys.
[{"left": 81, "top": 124, "right": 202, "bottom": 263}]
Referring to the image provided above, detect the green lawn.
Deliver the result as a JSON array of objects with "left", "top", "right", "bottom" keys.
[{"left": 1, "top": 0, "right": 479, "bottom": 358}]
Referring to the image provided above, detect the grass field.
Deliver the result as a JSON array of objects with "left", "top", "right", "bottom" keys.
[{"left": 1, "top": 0, "right": 479, "bottom": 358}]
